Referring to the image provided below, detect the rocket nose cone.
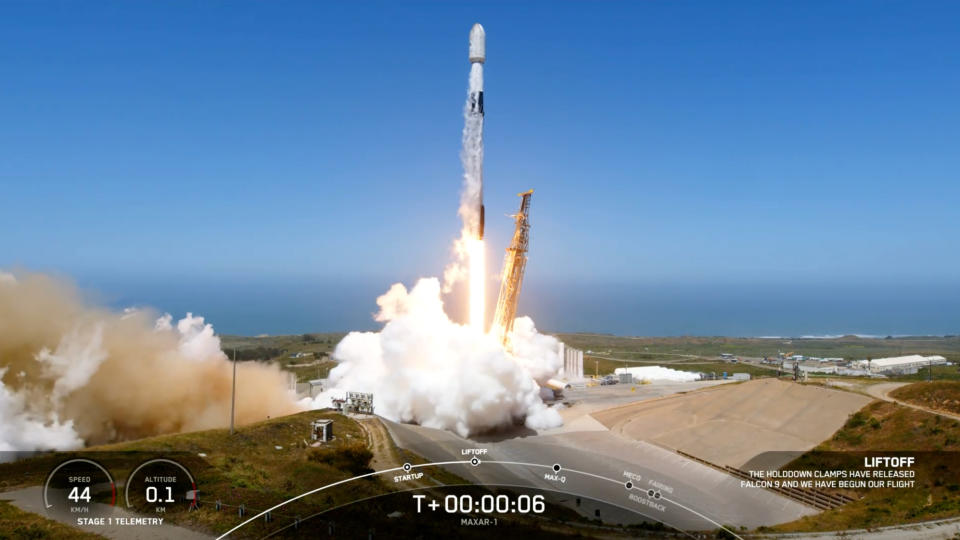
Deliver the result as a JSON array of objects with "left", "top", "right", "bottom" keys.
[{"left": 469, "top": 23, "right": 485, "bottom": 63}]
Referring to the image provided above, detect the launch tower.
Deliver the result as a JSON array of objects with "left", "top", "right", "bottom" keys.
[{"left": 493, "top": 189, "right": 534, "bottom": 346}]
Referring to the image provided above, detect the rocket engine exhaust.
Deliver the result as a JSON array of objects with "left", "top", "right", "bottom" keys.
[{"left": 311, "top": 22, "right": 565, "bottom": 437}]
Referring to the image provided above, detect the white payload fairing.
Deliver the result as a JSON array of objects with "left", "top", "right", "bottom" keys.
[
  {"left": 469, "top": 22, "right": 485, "bottom": 65},
  {"left": 469, "top": 23, "right": 485, "bottom": 240}
]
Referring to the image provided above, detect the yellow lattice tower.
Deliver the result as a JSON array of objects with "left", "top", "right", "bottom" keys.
[{"left": 492, "top": 190, "right": 533, "bottom": 347}]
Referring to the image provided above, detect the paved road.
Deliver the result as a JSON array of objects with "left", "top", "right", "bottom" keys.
[
  {"left": 382, "top": 380, "right": 960, "bottom": 538},
  {"left": 0, "top": 485, "right": 211, "bottom": 540},
  {"left": 865, "top": 382, "right": 960, "bottom": 421},
  {"left": 383, "top": 381, "right": 817, "bottom": 532},
  {"left": 593, "top": 378, "right": 871, "bottom": 469}
]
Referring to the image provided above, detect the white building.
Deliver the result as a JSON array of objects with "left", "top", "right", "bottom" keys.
[
  {"left": 854, "top": 355, "right": 947, "bottom": 375},
  {"left": 558, "top": 343, "right": 584, "bottom": 381}
]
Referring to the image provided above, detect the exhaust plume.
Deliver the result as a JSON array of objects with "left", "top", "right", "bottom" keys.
[
  {"left": 443, "top": 62, "right": 486, "bottom": 296},
  {"left": 0, "top": 271, "right": 301, "bottom": 451},
  {"left": 314, "top": 29, "right": 565, "bottom": 436},
  {"left": 312, "top": 278, "right": 563, "bottom": 437}
]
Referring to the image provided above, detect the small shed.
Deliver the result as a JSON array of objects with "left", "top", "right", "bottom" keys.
[{"left": 311, "top": 419, "right": 333, "bottom": 442}]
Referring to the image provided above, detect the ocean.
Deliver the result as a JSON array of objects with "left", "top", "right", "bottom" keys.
[{"left": 80, "top": 275, "right": 960, "bottom": 338}]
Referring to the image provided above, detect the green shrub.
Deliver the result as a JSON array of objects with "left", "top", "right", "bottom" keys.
[
  {"left": 307, "top": 442, "right": 373, "bottom": 475},
  {"left": 715, "top": 526, "right": 738, "bottom": 539},
  {"left": 11, "top": 526, "right": 48, "bottom": 539},
  {"left": 834, "top": 430, "right": 864, "bottom": 445},
  {"left": 845, "top": 411, "right": 869, "bottom": 429}
]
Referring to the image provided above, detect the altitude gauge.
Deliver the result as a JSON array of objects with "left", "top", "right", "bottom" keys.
[
  {"left": 43, "top": 458, "right": 116, "bottom": 519},
  {"left": 124, "top": 459, "right": 197, "bottom": 515}
]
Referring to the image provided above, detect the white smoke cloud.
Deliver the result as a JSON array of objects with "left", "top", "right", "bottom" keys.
[
  {"left": 0, "top": 368, "right": 82, "bottom": 451},
  {"left": 311, "top": 278, "right": 563, "bottom": 437},
  {"left": 510, "top": 317, "right": 564, "bottom": 381},
  {"left": 614, "top": 365, "right": 702, "bottom": 382},
  {"left": 154, "top": 312, "right": 174, "bottom": 331},
  {"left": 176, "top": 313, "right": 225, "bottom": 362},
  {"left": 0, "top": 271, "right": 301, "bottom": 451},
  {"left": 36, "top": 324, "right": 106, "bottom": 404}
]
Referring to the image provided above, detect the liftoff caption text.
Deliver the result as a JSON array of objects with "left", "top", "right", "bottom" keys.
[{"left": 742, "top": 457, "right": 916, "bottom": 489}]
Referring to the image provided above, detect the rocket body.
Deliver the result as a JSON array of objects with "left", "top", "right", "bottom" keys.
[
  {"left": 469, "top": 23, "right": 485, "bottom": 240},
  {"left": 469, "top": 23, "right": 485, "bottom": 118}
]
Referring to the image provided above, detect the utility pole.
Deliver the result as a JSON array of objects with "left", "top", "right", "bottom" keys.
[
  {"left": 595, "top": 359, "right": 599, "bottom": 378},
  {"left": 230, "top": 349, "right": 237, "bottom": 435}
]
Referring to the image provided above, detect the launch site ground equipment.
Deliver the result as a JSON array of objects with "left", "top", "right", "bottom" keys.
[{"left": 340, "top": 392, "right": 374, "bottom": 414}]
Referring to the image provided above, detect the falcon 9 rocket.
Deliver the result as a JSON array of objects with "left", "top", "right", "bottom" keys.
[{"left": 468, "top": 23, "right": 485, "bottom": 240}]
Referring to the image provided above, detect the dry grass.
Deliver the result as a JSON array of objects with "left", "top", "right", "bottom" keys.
[
  {"left": 0, "top": 501, "right": 104, "bottom": 540},
  {"left": 891, "top": 381, "right": 960, "bottom": 416},
  {"left": 766, "top": 401, "right": 960, "bottom": 532}
]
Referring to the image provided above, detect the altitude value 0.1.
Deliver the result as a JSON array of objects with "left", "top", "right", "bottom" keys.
[
  {"left": 413, "top": 494, "right": 545, "bottom": 514},
  {"left": 145, "top": 486, "right": 175, "bottom": 504}
]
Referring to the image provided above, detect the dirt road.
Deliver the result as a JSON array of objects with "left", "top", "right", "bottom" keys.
[
  {"left": 356, "top": 416, "right": 435, "bottom": 490},
  {"left": 865, "top": 382, "right": 960, "bottom": 421}
]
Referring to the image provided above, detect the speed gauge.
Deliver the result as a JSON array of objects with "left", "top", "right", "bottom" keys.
[{"left": 43, "top": 458, "right": 116, "bottom": 519}]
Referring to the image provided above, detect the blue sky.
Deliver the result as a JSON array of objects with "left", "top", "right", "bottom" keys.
[{"left": 2, "top": 2, "right": 958, "bottom": 334}]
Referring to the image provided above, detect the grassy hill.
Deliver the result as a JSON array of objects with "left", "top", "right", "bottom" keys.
[
  {"left": 891, "top": 381, "right": 960, "bottom": 415},
  {"left": 220, "top": 333, "right": 344, "bottom": 383},
  {"left": 766, "top": 400, "right": 960, "bottom": 533},
  {"left": 220, "top": 332, "right": 345, "bottom": 362},
  {"left": 0, "top": 410, "right": 380, "bottom": 538}
]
